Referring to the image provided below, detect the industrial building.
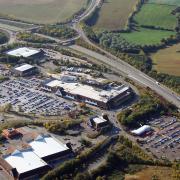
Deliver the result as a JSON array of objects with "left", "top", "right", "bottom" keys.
[
  {"left": 12, "top": 64, "right": 38, "bottom": 76},
  {"left": 41, "top": 79, "right": 133, "bottom": 109},
  {"left": 0, "top": 148, "right": 51, "bottom": 180},
  {"left": 29, "top": 134, "right": 72, "bottom": 162},
  {"left": 6, "top": 47, "right": 44, "bottom": 59},
  {"left": 131, "top": 125, "right": 152, "bottom": 136},
  {"left": 0, "top": 132, "right": 72, "bottom": 180}
]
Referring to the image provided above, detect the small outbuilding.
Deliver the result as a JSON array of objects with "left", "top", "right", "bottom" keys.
[
  {"left": 12, "top": 64, "right": 38, "bottom": 76},
  {"left": 131, "top": 125, "right": 152, "bottom": 136},
  {"left": 88, "top": 115, "right": 110, "bottom": 131},
  {"left": 2, "top": 128, "right": 22, "bottom": 139}
]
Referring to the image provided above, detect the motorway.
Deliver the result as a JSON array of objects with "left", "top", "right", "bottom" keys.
[
  {"left": 69, "top": 0, "right": 180, "bottom": 109},
  {"left": 0, "top": 0, "right": 179, "bottom": 109},
  {"left": 69, "top": 44, "right": 180, "bottom": 108}
]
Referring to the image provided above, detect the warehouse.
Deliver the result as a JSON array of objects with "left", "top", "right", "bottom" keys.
[
  {"left": 13, "top": 64, "right": 38, "bottom": 76},
  {"left": 131, "top": 125, "right": 152, "bottom": 136},
  {"left": 29, "top": 134, "right": 72, "bottom": 162},
  {"left": 41, "top": 79, "right": 133, "bottom": 109},
  {"left": 1, "top": 148, "right": 51, "bottom": 180},
  {"left": 6, "top": 47, "right": 44, "bottom": 59}
]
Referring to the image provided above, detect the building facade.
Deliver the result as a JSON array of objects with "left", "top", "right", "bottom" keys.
[
  {"left": 12, "top": 64, "right": 38, "bottom": 77},
  {"left": 41, "top": 79, "right": 133, "bottom": 110}
]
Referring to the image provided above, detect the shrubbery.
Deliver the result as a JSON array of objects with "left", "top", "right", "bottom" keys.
[
  {"left": 42, "top": 138, "right": 111, "bottom": 180},
  {"left": 117, "top": 87, "right": 177, "bottom": 128},
  {"left": 36, "top": 25, "right": 78, "bottom": 39},
  {"left": 17, "top": 32, "right": 55, "bottom": 44},
  {"left": 44, "top": 120, "right": 81, "bottom": 135},
  {"left": 0, "top": 32, "right": 8, "bottom": 44}
]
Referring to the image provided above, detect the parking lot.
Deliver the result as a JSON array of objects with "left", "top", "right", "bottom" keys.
[
  {"left": 0, "top": 78, "right": 76, "bottom": 116},
  {"left": 142, "top": 117, "right": 180, "bottom": 160}
]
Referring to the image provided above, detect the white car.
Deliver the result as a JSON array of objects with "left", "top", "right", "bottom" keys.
[{"left": 156, "top": 81, "right": 160, "bottom": 85}]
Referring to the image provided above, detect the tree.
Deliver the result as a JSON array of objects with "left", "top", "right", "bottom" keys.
[
  {"left": 74, "top": 172, "right": 91, "bottom": 180},
  {"left": 172, "top": 162, "right": 180, "bottom": 180},
  {"left": 0, "top": 103, "right": 12, "bottom": 112}
]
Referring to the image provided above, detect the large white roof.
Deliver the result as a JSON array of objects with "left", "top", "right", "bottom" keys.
[
  {"left": 7, "top": 47, "right": 40, "bottom": 58},
  {"left": 29, "top": 135, "right": 69, "bottom": 158},
  {"left": 15, "top": 64, "right": 34, "bottom": 72},
  {"left": 4, "top": 149, "right": 47, "bottom": 174},
  {"left": 131, "top": 125, "right": 151, "bottom": 135},
  {"left": 46, "top": 80, "right": 130, "bottom": 103},
  {"left": 93, "top": 117, "right": 107, "bottom": 124}
]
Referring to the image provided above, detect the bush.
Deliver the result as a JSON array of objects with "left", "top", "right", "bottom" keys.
[
  {"left": 0, "top": 31, "right": 8, "bottom": 44},
  {"left": 36, "top": 25, "right": 78, "bottom": 39},
  {"left": 117, "top": 88, "right": 176, "bottom": 128}
]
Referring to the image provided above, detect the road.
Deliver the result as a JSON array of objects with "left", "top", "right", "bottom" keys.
[
  {"left": 78, "top": 0, "right": 101, "bottom": 22},
  {"left": 0, "top": 0, "right": 179, "bottom": 109},
  {"left": 68, "top": 0, "right": 180, "bottom": 109},
  {"left": 69, "top": 44, "right": 180, "bottom": 108},
  {"left": 34, "top": 33, "right": 80, "bottom": 44},
  {"left": 0, "top": 28, "right": 16, "bottom": 46}
]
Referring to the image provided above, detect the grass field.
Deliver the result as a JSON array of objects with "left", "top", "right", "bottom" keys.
[
  {"left": 87, "top": 0, "right": 138, "bottom": 30},
  {"left": 0, "top": 0, "right": 87, "bottom": 24},
  {"left": 125, "top": 166, "right": 173, "bottom": 180},
  {"left": 120, "top": 28, "right": 175, "bottom": 45},
  {"left": 148, "top": 0, "right": 180, "bottom": 6},
  {"left": 134, "top": 3, "right": 177, "bottom": 30},
  {"left": 0, "top": 19, "right": 35, "bottom": 31},
  {"left": 151, "top": 43, "right": 180, "bottom": 76}
]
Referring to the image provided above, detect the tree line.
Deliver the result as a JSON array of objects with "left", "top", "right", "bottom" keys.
[
  {"left": 0, "top": 31, "right": 8, "bottom": 44},
  {"left": 36, "top": 25, "right": 78, "bottom": 40},
  {"left": 117, "top": 86, "right": 177, "bottom": 128},
  {"left": 17, "top": 32, "right": 55, "bottom": 44}
]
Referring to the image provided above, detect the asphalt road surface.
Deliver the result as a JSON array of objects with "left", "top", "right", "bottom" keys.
[
  {"left": 69, "top": 44, "right": 180, "bottom": 109},
  {"left": 0, "top": 28, "right": 16, "bottom": 46},
  {"left": 0, "top": 0, "right": 179, "bottom": 109}
]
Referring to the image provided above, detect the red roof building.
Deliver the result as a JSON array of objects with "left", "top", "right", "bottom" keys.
[{"left": 2, "top": 128, "right": 22, "bottom": 139}]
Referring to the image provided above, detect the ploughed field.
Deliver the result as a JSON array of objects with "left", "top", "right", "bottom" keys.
[
  {"left": 0, "top": 0, "right": 87, "bottom": 24},
  {"left": 151, "top": 43, "right": 180, "bottom": 76},
  {"left": 86, "top": 0, "right": 138, "bottom": 30}
]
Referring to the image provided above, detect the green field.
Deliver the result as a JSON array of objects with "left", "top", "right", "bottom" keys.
[
  {"left": 134, "top": 3, "right": 177, "bottom": 30},
  {"left": 0, "top": 0, "right": 87, "bottom": 24},
  {"left": 151, "top": 43, "right": 180, "bottom": 76},
  {"left": 87, "top": 0, "right": 138, "bottom": 30},
  {"left": 148, "top": 0, "right": 180, "bottom": 6},
  {"left": 120, "top": 28, "right": 175, "bottom": 45}
]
